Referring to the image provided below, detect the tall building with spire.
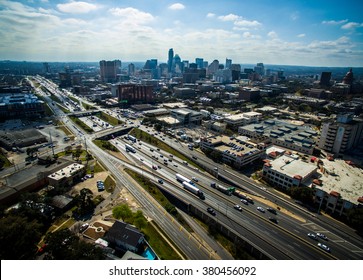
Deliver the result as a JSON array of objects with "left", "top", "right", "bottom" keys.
[{"left": 168, "top": 48, "right": 174, "bottom": 73}]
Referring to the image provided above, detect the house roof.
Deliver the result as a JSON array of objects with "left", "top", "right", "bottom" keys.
[{"left": 105, "top": 221, "right": 144, "bottom": 248}]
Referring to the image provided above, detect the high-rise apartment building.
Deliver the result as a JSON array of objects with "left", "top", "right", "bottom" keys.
[
  {"left": 318, "top": 114, "right": 363, "bottom": 155},
  {"left": 99, "top": 60, "right": 121, "bottom": 83}
]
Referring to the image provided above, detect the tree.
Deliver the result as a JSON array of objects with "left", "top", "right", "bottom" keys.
[
  {"left": 289, "top": 186, "right": 314, "bottom": 205},
  {"left": 112, "top": 204, "right": 132, "bottom": 221},
  {"left": 0, "top": 215, "right": 42, "bottom": 259},
  {"left": 44, "top": 229, "right": 105, "bottom": 260},
  {"left": 346, "top": 207, "right": 363, "bottom": 233},
  {"left": 210, "top": 150, "right": 223, "bottom": 163},
  {"left": 74, "top": 188, "right": 95, "bottom": 216},
  {"left": 133, "top": 210, "right": 148, "bottom": 229}
]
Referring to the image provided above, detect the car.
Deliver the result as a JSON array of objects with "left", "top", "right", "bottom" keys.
[
  {"left": 267, "top": 207, "right": 277, "bottom": 215},
  {"left": 308, "top": 233, "right": 318, "bottom": 240},
  {"left": 240, "top": 199, "right": 248, "bottom": 205},
  {"left": 269, "top": 217, "right": 278, "bottom": 223},
  {"left": 207, "top": 207, "right": 216, "bottom": 216},
  {"left": 192, "top": 177, "right": 198, "bottom": 182},
  {"left": 173, "top": 164, "right": 178, "bottom": 167},
  {"left": 234, "top": 204, "right": 242, "bottom": 211},
  {"left": 317, "top": 243, "right": 331, "bottom": 252},
  {"left": 79, "top": 223, "right": 89, "bottom": 233},
  {"left": 152, "top": 165, "right": 157, "bottom": 170},
  {"left": 139, "top": 158, "right": 143, "bottom": 161},
  {"left": 158, "top": 179, "right": 164, "bottom": 184},
  {"left": 316, "top": 233, "right": 328, "bottom": 240},
  {"left": 257, "top": 206, "right": 265, "bottom": 213}
]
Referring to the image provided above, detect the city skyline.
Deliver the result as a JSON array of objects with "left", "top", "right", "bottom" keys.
[{"left": 0, "top": 0, "right": 363, "bottom": 67}]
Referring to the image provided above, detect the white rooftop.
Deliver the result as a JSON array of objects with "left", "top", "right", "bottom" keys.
[
  {"left": 269, "top": 155, "right": 317, "bottom": 179},
  {"left": 48, "top": 163, "right": 84, "bottom": 181}
]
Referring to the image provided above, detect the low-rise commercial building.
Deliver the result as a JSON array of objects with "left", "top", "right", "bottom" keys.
[
  {"left": 262, "top": 155, "right": 317, "bottom": 190},
  {"left": 0, "top": 93, "right": 45, "bottom": 120},
  {"left": 170, "top": 108, "right": 202, "bottom": 125},
  {"left": 200, "top": 135, "right": 266, "bottom": 169},
  {"left": 48, "top": 163, "right": 85, "bottom": 188},
  {"left": 224, "top": 112, "right": 262, "bottom": 130},
  {"left": 239, "top": 119, "right": 317, "bottom": 155}
]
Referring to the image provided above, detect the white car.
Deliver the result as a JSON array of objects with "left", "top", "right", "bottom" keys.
[
  {"left": 317, "top": 243, "right": 330, "bottom": 252},
  {"left": 192, "top": 177, "right": 198, "bottom": 182},
  {"left": 308, "top": 233, "right": 318, "bottom": 240},
  {"left": 240, "top": 199, "right": 248, "bottom": 205},
  {"left": 257, "top": 206, "right": 265, "bottom": 213},
  {"left": 234, "top": 205, "right": 242, "bottom": 211}
]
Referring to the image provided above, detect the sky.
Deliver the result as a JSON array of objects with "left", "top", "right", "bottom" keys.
[{"left": 0, "top": 0, "right": 363, "bottom": 67}]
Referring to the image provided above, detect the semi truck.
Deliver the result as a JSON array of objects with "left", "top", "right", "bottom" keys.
[
  {"left": 127, "top": 134, "right": 137, "bottom": 143},
  {"left": 234, "top": 189, "right": 254, "bottom": 204},
  {"left": 210, "top": 182, "right": 235, "bottom": 196},
  {"left": 182, "top": 181, "right": 205, "bottom": 199},
  {"left": 125, "top": 144, "right": 136, "bottom": 153},
  {"left": 176, "top": 173, "right": 194, "bottom": 185}
]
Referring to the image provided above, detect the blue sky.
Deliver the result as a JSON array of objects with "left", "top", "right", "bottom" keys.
[{"left": 0, "top": 0, "right": 362, "bottom": 66}]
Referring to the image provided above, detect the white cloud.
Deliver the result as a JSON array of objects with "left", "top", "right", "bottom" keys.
[
  {"left": 308, "top": 36, "right": 352, "bottom": 50},
  {"left": 234, "top": 19, "right": 261, "bottom": 28},
  {"left": 218, "top": 14, "right": 239, "bottom": 22},
  {"left": 57, "top": 1, "right": 98, "bottom": 14},
  {"left": 297, "top": 33, "right": 305, "bottom": 38},
  {"left": 168, "top": 3, "right": 185, "bottom": 10},
  {"left": 267, "top": 31, "right": 278, "bottom": 39},
  {"left": 218, "top": 13, "right": 262, "bottom": 30},
  {"left": 242, "top": 32, "right": 261, "bottom": 39},
  {"left": 341, "top": 22, "right": 363, "bottom": 30},
  {"left": 206, "top": 13, "right": 215, "bottom": 18},
  {"left": 322, "top": 19, "right": 348, "bottom": 25},
  {"left": 109, "top": 7, "right": 154, "bottom": 24}
]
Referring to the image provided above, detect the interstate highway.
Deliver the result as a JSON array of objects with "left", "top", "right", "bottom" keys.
[{"left": 111, "top": 137, "right": 337, "bottom": 259}]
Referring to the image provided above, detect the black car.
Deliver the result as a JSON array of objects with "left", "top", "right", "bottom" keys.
[
  {"left": 267, "top": 207, "right": 277, "bottom": 215},
  {"left": 207, "top": 207, "right": 216, "bottom": 216},
  {"left": 269, "top": 217, "right": 278, "bottom": 224}
]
